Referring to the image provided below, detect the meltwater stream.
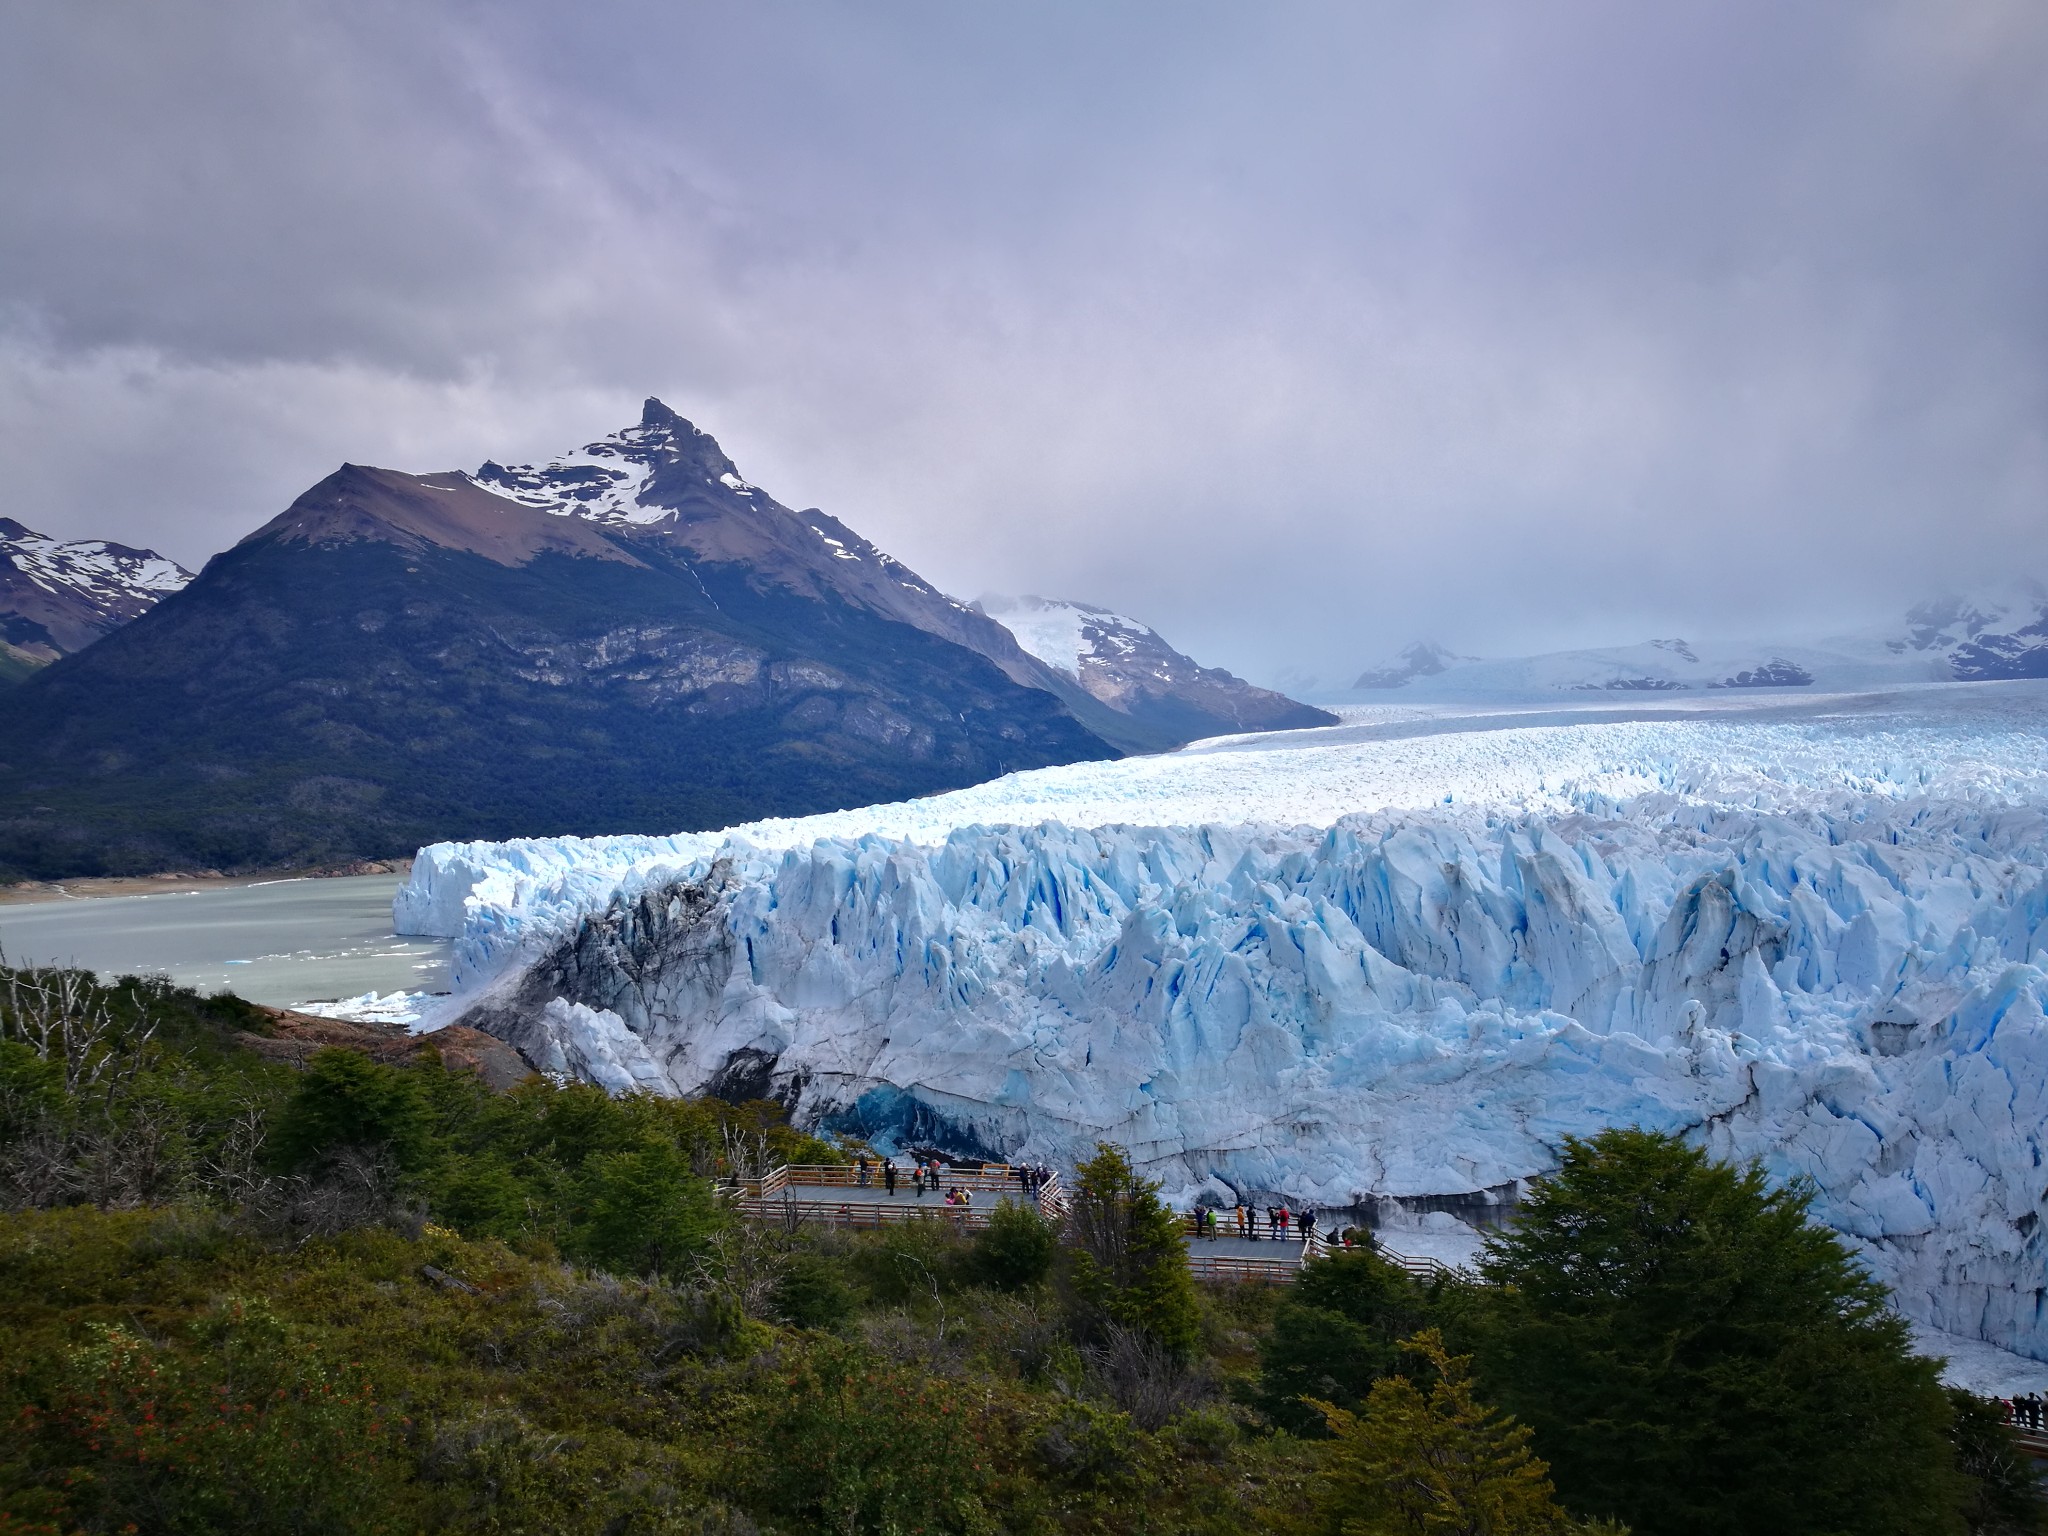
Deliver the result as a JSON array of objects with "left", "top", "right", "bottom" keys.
[{"left": 0, "top": 873, "right": 449, "bottom": 1010}]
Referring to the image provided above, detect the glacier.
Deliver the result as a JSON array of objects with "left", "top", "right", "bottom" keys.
[{"left": 399, "top": 682, "right": 2048, "bottom": 1361}]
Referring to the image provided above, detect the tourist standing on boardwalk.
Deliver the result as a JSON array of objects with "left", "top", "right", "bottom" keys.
[
  {"left": 884, "top": 1160, "right": 897, "bottom": 1196},
  {"left": 857, "top": 1156, "right": 870, "bottom": 1187}
]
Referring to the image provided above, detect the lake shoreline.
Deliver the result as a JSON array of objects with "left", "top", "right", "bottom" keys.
[{"left": 1, "top": 857, "right": 412, "bottom": 908}]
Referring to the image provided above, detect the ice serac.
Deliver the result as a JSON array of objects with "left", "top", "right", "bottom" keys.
[{"left": 414, "top": 684, "right": 2048, "bottom": 1362}]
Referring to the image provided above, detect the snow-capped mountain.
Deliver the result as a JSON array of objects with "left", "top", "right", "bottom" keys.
[
  {"left": 471, "top": 403, "right": 998, "bottom": 651},
  {"left": 1352, "top": 641, "right": 1473, "bottom": 690},
  {"left": 404, "top": 680, "right": 2048, "bottom": 1364},
  {"left": 0, "top": 516, "right": 190, "bottom": 676},
  {"left": 978, "top": 594, "right": 1333, "bottom": 742},
  {"left": 1350, "top": 637, "right": 1833, "bottom": 695},
  {"left": 469, "top": 402, "right": 1194, "bottom": 752},
  {"left": 0, "top": 406, "right": 1120, "bottom": 879},
  {"left": 1339, "top": 585, "right": 2048, "bottom": 699},
  {"left": 1887, "top": 585, "right": 2048, "bottom": 681}
]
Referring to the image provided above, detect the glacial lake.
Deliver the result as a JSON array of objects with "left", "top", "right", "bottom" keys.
[{"left": 0, "top": 873, "right": 449, "bottom": 1010}]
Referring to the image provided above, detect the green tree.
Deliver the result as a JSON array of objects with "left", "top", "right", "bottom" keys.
[
  {"left": 971, "top": 1196, "right": 1059, "bottom": 1291},
  {"left": 266, "top": 1047, "right": 429, "bottom": 1172},
  {"left": 1063, "top": 1143, "right": 1201, "bottom": 1358},
  {"left": 1257, "top": 1248, "right": 1435, "bottom": 1432},
  {"left": 574, "top": 1138, "right": 726, "bottom": 1279},
  {"left": 1473, "top": 1128, "right": 1963, "bottom": 1536},
  {"left": 1307, "top": 1329, "right": 1593, "bottom": 1536}
]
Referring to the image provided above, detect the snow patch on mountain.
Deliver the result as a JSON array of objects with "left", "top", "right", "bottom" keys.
[
  {"left": 981, "top": 595, "right": 1155, "bottom": 680},
  {"left": 1353, "top": 641, "right": 1474, "bottom": 690},
  {"left": 0, "top": 520, "right": 191, "bottom": 605},
  {"left": 0, "top": 517, "right": 193, "bottom": 661},
  {"left": 976, "top": 593, "right": 1334, "bottom": 739},
  {"left": 1897, "top": 585, "right": 2048, "bottom": 682},
  {"left": 471, "top": 438, "right": 666, "bottom": 525}
]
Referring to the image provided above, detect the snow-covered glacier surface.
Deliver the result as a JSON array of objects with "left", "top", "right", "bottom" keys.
[{"left": 402, "top": 683, "right": 2048, "bottom": 1360}]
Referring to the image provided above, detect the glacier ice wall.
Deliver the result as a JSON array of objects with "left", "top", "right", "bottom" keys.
[
  {"left": 443, "top": 795, "right": 2048, "bottom": 1361},
  {"left": 410, "top": 687, "right": 2048, "bottom": 1360}
]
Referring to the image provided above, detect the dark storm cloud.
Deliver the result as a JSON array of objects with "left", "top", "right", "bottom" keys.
[{"left": 3, "top": 0, "right": 2043, "bottom": 684}]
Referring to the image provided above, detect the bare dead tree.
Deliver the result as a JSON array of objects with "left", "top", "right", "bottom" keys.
[
  {"left": 719, "top": 1118, "right": 775, "bottom": 1183},
  {"left": 0, "top": 953, "right": 157, "bottom": 1094},
  {"left": 1081, "top": 1323, "right": 1216, "bottom": 1431},
  {"left": 694, "top": 1223, "right": 790, "bottom": 1318},
  {"left": 202, "top": 1095, "right": 273, "bottom": 1202}
]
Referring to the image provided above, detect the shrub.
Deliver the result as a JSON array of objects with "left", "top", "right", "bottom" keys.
[
  {"left": 573, "top": 1139, "right": 727, "bottom": 1280},
  {"left": 1945, "top": 1389, "right": 2048, "bottom": 1536},
  {"left": 735, "top": 1339, "right": 993, "bottom": 1534},
  {"left": 267, "top": 1047, "right": 429, "bottom": 1173},
  {"left": 8, "top": 1309, "right": 418, "bottom": 1535},
  {"left": 847, "top": 1214, "right": 968, "bottom": 1305},
  {"left": 773, "top": 1251, "right": 857, "bottom": 1331},
  {"left": 970, "top": 1196, "right": 1059, "bottom": 1291}
]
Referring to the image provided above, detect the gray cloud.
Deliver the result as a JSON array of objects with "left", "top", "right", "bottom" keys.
[{"left": 3, "top": 0, "right": 2043, "bottom": 685}]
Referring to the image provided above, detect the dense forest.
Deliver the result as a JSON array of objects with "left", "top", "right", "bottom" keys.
[{"left": 1, "top": 962, "right": 2040, "bottom": 1535}]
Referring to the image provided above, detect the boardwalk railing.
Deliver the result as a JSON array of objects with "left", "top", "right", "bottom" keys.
[
  {"left": 1184, "top": 1250, "right": 1300, "bottom": 1284},
  {"left": 732, "top": 1169, "right": 1472, "bottom": 1286},
  {"left": 734, "top": 1163, "right": 1066, "bottom": 1232},
  {"left": 1178, "top": 1210, "right": 1474, "bottom": 1285}
]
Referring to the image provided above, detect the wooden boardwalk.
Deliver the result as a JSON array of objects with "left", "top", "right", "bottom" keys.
[
  {"left": 731, "top": 1164, "right": 1472, "bottom": 1286},
  {"left": 733, "top": 1162, "right": 1065, "bottom": 1234}
]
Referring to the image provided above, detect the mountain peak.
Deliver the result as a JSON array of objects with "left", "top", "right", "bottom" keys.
[
  {"left": 1, "top": 515, "right": 193, "bottom": 666},
  {"left": 980, "top": 592, "right": 1334, "bottom": 738},
  {"left": 473, "top": 400, "right": 750, "bottom": 526},
  {"left": 1354, "top": 640, "right": 1474, "bottom": 689}
]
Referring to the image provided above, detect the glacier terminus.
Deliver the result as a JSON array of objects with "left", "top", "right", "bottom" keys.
[{"left": 394, "top": 681, "right": 2048, "bottom": 1363}]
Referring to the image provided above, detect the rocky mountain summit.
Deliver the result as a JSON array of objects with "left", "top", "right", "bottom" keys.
[
  {"left": 468, "top": 402, "right": 1212, "bottom": 752},
  {"left": 0, "top": 517, "right": 190, "bottom": 680},
  {"left": 978, "top": 594, "right": 1334, "bottom": 742}
]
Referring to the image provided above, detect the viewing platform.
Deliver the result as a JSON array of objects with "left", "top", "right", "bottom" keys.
[
  {"left": 732, "top": 1162, "right": 1066, "bottom": 1232},
  {"left": 731, "top": 1164, "right": 1475, "bottom": 1286}
]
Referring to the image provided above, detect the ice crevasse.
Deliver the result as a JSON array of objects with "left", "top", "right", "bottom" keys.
[{"left": 403, "top": 697, "right": 2048, "bottom": 1361}]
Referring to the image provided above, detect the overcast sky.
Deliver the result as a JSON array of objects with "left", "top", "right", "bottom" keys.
[{"left": 3, "top": 2, "right": 2043, "bottom": 685}]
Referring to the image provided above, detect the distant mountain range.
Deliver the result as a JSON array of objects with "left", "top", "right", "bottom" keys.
[
  {"left": 977, "top": 595, "right": 1333, "bottom": 742},
  {"left": 0, "top": 518, "right": 191, "bottom": 683},
  {"left": 0, "top": 401, "right": 1328, "bottom": 880},
  {"left": 1338, "top": 582, "right": 2048, "bottom": 698}
]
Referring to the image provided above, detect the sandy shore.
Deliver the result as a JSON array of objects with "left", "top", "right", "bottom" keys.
[{"left": 0, "top": 859, "right": 411, "bottom": 907}]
